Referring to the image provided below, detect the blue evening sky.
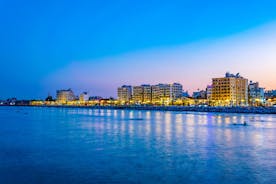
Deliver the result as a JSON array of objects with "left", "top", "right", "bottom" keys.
[{"left": 1, "top": 0, "right": 276, "bottom": 99}]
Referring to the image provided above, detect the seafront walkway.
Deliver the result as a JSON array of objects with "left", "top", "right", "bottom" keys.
[{"left": 26, "top": 105, "right": 276, "bottom": 114}]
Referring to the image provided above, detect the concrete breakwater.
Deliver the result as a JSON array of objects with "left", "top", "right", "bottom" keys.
[
  {"left": 29, "top": 105, "right": 276, "bottom": 114},
  {"left": 93, "top": 105, "right": 276, "bottom": 114}
]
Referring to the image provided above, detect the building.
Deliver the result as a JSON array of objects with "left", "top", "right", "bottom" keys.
[
  {"left": 45, "top": 95, "right": 54, "bottom": 101},
  {"left": 56, "top": 89, "right": 75, "bottom": 103},
  {"left": 117, "top": 83, "right": 183, "bottom": 105},
  {"left": 89, "top": 96, "right": 103, "bottom": 100},
  {"left": 79, "top": 92, "right": 89, "bottom": 102},
  {"left": 206, "top": 85, "right": 212, "bottom": 102},
  {"left": 151, "top": 84, "right": 171, "bottom": 104},
  {"left": 117, "top": 85, "right": 132, "bottom": 103},
  {"left": 132, "top": 84, "right": 153, "bottom": 104},
  {"left": 211, "top": 72, "right": 248, "bottom": 106},
  {"left": 142, "top": 85, "right": 152, "bottom": 103},
  {"left": 133, "top": 86, "right": 144, "bottom": 104},
  {"left": 182, "top": 91, "right": 190, "bottom": 98},
  {"left": 266, "top": 97, "right": 276, "bottom": 107},
  {"left": 170, "top": 83, "right": 183, "bottom": 101},
  {"left": 248, "top": 81, "right": 265, "bottom": 106},
  {"left": 264, "top": 90, "right": 276, "bottom": 106},
  {"left": 265, "top": 90, "right": 276, "bottom": 98},
  {"left": 192, "top": 90, "right": 207, "bottom": 99},
  {"left": 151, "top": 85, "right": 160, "bottom": 103}
]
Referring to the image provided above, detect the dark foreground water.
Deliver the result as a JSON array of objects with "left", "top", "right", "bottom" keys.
[{"left": 0, "top": 107, "right": 275, "bottom": 184}]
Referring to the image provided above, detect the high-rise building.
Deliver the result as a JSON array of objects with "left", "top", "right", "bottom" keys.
[
  {"left": 248, "top": 81, "right": 265, "bottom": 106},
  {"left": 159, "top": 84, "right": 171, "bottom": 99},
  {"left": 117, "top": 83, "right": 183, "bottom": 105},
  {"left": 170, "top": 83, "right": 183, "bottom": 101},
  {"left": 117, "top": 85, "right": 132, "bottom": 102},
  {"left": 211, "top": 72, "right": 248, "bottom": 106},
  {"left": 133, "top": 86, "right": 144, "bottom": 103},
  {"left": 132, "top": 84, "right": 152, "bottom": 104},
  {"left": 151, "top": 85, "right": 160, "bottom": 103},
  {"left": 142, "top": 85, "right": 152, "bottom": 103},
  {"left": 56, "top": 89, "right": 75, "bottom": 102},
  {"left": 151, "top": 84, "right": 171, "bottom": 104}
]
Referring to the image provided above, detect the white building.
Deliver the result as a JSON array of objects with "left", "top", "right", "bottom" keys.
[
  {"left": 56, "top": 89, "right": 75, "bottom": 102},
  {"left": 79, "top": 92, "right": 89, "bottom": 102},
  {"left": 170, "top": 83, "right": 183, "bottom": 101},
  {"left": 248, "top": 81, "right": 265, "bottom": 106}
]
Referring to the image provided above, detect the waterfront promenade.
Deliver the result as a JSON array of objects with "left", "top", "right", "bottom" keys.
[{"left": 27, "top": 105, "right": 276, "bottom": 114}]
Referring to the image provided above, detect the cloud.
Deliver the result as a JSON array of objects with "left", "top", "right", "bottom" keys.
[{"left": 44, "top": 22, "right": 276, "bottom": 97}]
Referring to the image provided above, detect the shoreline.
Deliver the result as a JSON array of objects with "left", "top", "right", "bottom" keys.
[{"left": 3, "top": 105, "right": 276, "bottom": 114}]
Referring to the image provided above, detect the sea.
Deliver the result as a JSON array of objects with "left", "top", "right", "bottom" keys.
[{"left": 0, "top": 106, "right": 275, "bottom": 183}]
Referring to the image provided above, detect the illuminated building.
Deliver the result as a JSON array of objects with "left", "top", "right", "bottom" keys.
[
  {"left": 264, "top": 90, "right": 276, "bottom": 106},
  {"left": 56, "top": 89, "right": 75, "bottom": 103},
  {"left": 117, "top": 85, "right": 132, "bottom": 103},
  {"left": 133, "top": 86, "right": 144, "bottom": 104},
  {"left": 30, "top": 100, "right": 44, "bottom": 106},
  {"left": 248, "top": 81, "right": 265, "bottom": 106},
  {"left": 192, "top": 90, "right": 207, "bottom": 99},
  {"left": 266, "top": 97, "right": 276, "bottom": 107},
  {"left": 265, "top": 90, "right": 276, "bottom": 98},
  {"left": 151, "top": 84, "right": 171, "bottom": 104},
  {"left": 211, "top": 72, "right": 248, "bottom": 106},
  {"left": 170, "top": 83, "right": 183, "bottom": 101},
  {"left": 151, "top": 85, "right": 160, "bottom": 103},
  {"left": 79, "top": 92, "right": 89, "bottom": 102},
  {"left": 206, "top": 85, "right": 212, "bottom": 103},
  {"left": 118, "top": 83, "right": 183, "bottom": 105},
  {"left": 182, "top": 91, "right": 189, "bottom": 98},
  {"left": 142, "top": 85, "right": 152, "bottom": 103}
]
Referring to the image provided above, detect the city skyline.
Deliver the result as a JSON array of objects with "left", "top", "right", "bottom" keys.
[{"left": 1, "top": 1, "right": 276, "bottom": 99}]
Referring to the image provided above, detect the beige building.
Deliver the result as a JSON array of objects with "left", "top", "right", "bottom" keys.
[{"left": 211, "top": 73, "right": 248, "bottom": 106}]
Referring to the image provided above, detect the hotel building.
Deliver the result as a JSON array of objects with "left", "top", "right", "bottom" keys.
[{"left": 211, "top": 73, "right": 248, "bottom": 106}]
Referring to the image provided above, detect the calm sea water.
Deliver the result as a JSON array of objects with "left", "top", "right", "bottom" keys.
[{"left": 0, "top": 106, "right": 275, "bottom": 184}]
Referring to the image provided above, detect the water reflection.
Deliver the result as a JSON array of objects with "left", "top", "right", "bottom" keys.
[
  {"left": 75, "top": 109, "right": 276, "bottom": 155},
  {"left": 1, "top": 107, "right": 276, "bottom": 183}
]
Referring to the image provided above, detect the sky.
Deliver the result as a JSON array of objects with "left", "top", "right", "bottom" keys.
[{"left": 0, "top": 0, "right": 276, "bottom": 99}]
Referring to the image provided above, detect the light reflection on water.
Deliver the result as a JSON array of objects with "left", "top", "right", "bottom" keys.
[{"left": 0, "top": 107, "right": 276, "bottom": 183}]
